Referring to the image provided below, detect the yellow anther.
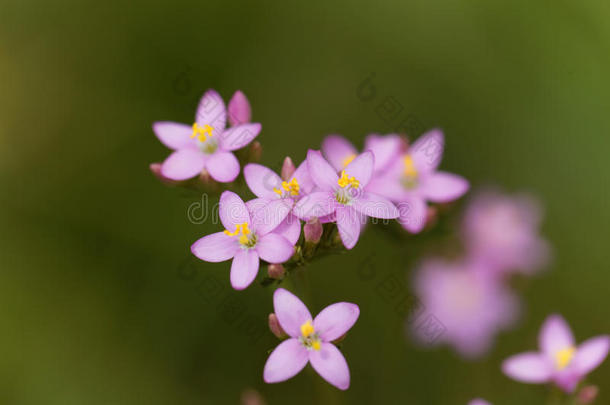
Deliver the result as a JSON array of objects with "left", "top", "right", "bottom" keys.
[
  {"left": 403, "top": 155, "right": 418, "bottom": 178},
  {"left": 556, "top": 347, "right": 576, "bottom": 370},
  {"left": 311, "top": 340, "right": 321, "bottom": 351},
  {"left": 223, "top": 222, "right": 251, "bottom": 241},
  {"left": 273, "top": 178, "right": 300, "bottom": 197},
  {"left": 342, "top": 154, "right": 356, "bottom": 168},
  {"left": 300, "top": 320, "right": 315, "bottom": 337},
  {"left": 338, "top": 170, "right": 360, "bottom": 189},
  {"left": 191, "top": 123, "right": 214, "bottom": 142}
]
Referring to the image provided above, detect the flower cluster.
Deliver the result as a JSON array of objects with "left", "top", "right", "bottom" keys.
[{"left": 411, "top": 190, "right": 551, "bottom": 358}]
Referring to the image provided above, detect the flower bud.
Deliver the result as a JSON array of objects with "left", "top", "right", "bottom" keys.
[
  {"left": 424, "top": 206, "right": 438, "bottom": 230},
  {"left": 228, "top": 90, "right": 252, "bottom": 127},
  {"left": 267, "top": 263, "right": 285, "bottom": 279},
  {"left": 281, "top": 156, "right": 296, "bottom": 181},
  {"left": 577, "top": 386, "right": 598, "bottom": 404},
  {"left": 268, "top": 313, "right": 287, "bottom": 339},
  {"left": 249, "top": 141, "right": 262, "bottom": 162},
  {"left": 304, "top": 217, "right": 323, "bottom": 244},
  {"left": 241, "top": 388, "right": 266, "bottom": 405}
]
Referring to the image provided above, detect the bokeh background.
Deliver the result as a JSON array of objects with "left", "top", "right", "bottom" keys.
[{"left": 1, "top": 0, "right": 609, "bottom": 404}]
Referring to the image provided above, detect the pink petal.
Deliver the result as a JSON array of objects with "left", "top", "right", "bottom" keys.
[
  {"left": 293, "top": 191, "right": 336, "bottom": 220},
  {"left": 205, "top": 151, "right": 240, "bottom": 183},
  {"left": 397, "top": 197, "right": 427, "bottom": 233},
  {"left": 309, "top": 343, "right": 350, "bottom": 390},
  {"left": 336, "top": 206, "right": 361, "bottom": 250},
  {"left": 227, "top": 90, "right": 251, "bottom": 126},
  {"left": 196, "top": 89, "right": 226, "bottom": 134},
  {"left": 351, "top": 192, "right": 399, "bottom": 219},
  {"left": 191, "top": 232, "right": 239, "bottom": 262},
  {"left": 152, "top": 121, "right": 196, "bottom": 150},
  {"left": 263, "top": 338, "right": 309, "bottom": 383},
  {"left": 365, "top": 176, "right": 411, "bottom": 202},
  {"left": 160, "top": 149, "right": 206, "bottom": 181},
  {"left": 343, "top": 151, "right": 374, "bottom": 188},
  {"left": 364, "top": 134, "right": 403, "bottom": 173},
  {"left": 420, "top": 172, "right": 469, "bottom": 203},
  {"left": 539, "top": 314, "right": 575, "bottom": 358},
  {"left": 256, "top": 233, "right": 294, "bottom": 263},
  {"left": 219, "top": 191, "right": 250, "bottom": 231},
  {"left": 574, "top": 335, "right": 610, "bottom": 375},
  {"left": 292, "top": 159, "right": 315, "bottom": 194},
  {"left": 230, "top": 249, "right": 260, "bottom": 290},
  {"left": 274, "top": 214, "right": 302, "bottom": 245},
  {"left": 307, "top": 149, "right": 340, "bottom": 191},
  {"left": 251, "top": 199, "right": 293, "bottom": 235},
  {"left": 410, "top": 129, "right": 444, "bottom": 173},
  {"left": 321, "top": 135, "right": 358, "bottom": 171},
  {"left": 502, "top": 352, "right": 553, "bottom": 383},
  {"left": 469, "top": 399, "right": 492, "bottom": 405},
  {"left": 218, "top": 123, "right": 261, "bottom": 151},
  {"left": 244, "top": 164, "right": 282, "bottom": 199},
  {"left": 273, "top": 288, "right": 312, "bottom": 338},
  {"left": 313, "top": 303, "right": 360, "bottom": 342}
]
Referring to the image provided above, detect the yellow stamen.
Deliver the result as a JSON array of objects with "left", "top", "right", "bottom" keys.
[
  {"left": 342, "top": 154, "right": 356, "bottom": 168},
  {"left": 311, "top": 340, "right": 321, "bottom": 351},
  {"left": 300, "top": 320, "right": 315, "bottom": 337},
  {"left": 224, "top": 222, "right": 254, "bottom": 246},
  {"left": 273, "top": 178, "right": 300, "bottom": 197},
  {"left": 190, "top": 123, "right": 214, "bottom": 142},
  {"left": 299, "top": 320, "right": 321, "bottom": 351},
  {"left": 337, "top": 170, "right": 360, "bottom": 189},
  {"left": 403, "top": 155, "right": 418, "bottom": 178},
  {"left": 556, "top": 347, "right": 576, "bottom": 370}
]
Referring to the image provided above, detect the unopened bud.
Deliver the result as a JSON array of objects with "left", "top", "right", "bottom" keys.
[
  {"left": 424, "top": 206, "right": 438, "bottom": 230},
  {"left": 150, "top": 162, "right": 180, "bottom": 186},
  {"left": 578, "top": 386, "right": 599, "bottom": 404},
  {"left": 267, "top": 263, "right": 285, "bottom": 279},
  {"left": 304, "top": 217, "right": 323, "bottom": 244},
  {"left": 281, "top": 156, "right": 296, "bottom": 181},
  {"left": 241, "top": 388, "right": 266, "bottom": 405},
  {"left": 228, "top": 90, "right": 252, "bottom": 127},
  {"left": 268, "top": 313, "right": 287, "bottom": 339},
  {"left": 249, "top": 141, "right": 262, "bottom": 162}
]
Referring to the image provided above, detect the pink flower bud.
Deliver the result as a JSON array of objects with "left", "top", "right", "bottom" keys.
[
  {"left": 578, "top": 386, "right": 599, "bottom": 404},
  {"left": 267, "top": 263, "right": 285, "bottom": 279},
  {"left": 241, "top": 388, "right": 266, "bottom": 405},
  {"left": 249, "top": 141, "right": 262, "bottom": 162},
  {"left": 281, "top": 156, "right": 296, "bottom": 181},
  {"left": 268, "top": 313, "right": 287, "bottom": 339},
  {"left": 228, "top": 90, "right": 252, "bottom": 126},
  {"left": 304, "top": 217, "right": 323, "bottom": 244}
]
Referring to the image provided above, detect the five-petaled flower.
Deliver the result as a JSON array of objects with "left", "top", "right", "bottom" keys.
[
  {"left": 294, "top": 150, "right": 399, "bottom": 249},
  {"left": 153, "top": 90, "right": 261, "bottom": 183},
  {"left": 263, "top": 288, "right": 359, "bottom": 390},
  {"left": 191, "top": 191, "right": 294, "bottom": 290},
  {"left": 367, "top": 129, "right": 469, "bottom": 233},
  {"left": 502, "top": 314, "right": 609, "bottom": 393}
]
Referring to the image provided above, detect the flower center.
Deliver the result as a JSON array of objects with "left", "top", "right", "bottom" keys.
[
  {"left": 342, "top": 154, "right": 356, "bottom": 168},
  {"left": 224, "top": 222, "right": 257, "bottom": 248},
  {"left": 555, "top": 346, "right": 576, "bottom": 370},
  {"left": 401, "top": 155, "right": 418, "bottom": 189},
  {"left": 335, "top": 170, "right": 360, "bottom": 205},
  {"left": 192, "top": 123, "right": 218, "bottom": 154},
  {"left": 273, "top": 178, "right": 300, "bottom": 198},
  {"left": 299, "top": 320, "right": 321, "bottom": 351}
]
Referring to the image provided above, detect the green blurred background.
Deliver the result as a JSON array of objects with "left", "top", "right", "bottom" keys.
[{"left": 1, "top": 0, "right": 609, "bottom": 403}]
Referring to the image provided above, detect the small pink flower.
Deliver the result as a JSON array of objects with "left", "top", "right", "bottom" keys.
[
  {"left": 367, "top": 129, "right": 469, "bottom": 233},
  {"left": 463, "top": 190, "right": 551, "bottom": 277},
  {"left": 263, "top": 288, "right": 359, "bottom": 390},
  {"left": 469, "top": 399, "right": 491, "bottom": 405},
  {"left": 243, "top": 158, "right": 315, "bottom": 245},
  {"left": 153, "top": 90, "right": 261, "bottom": 183},
  {"left": 321, "top": 133, "right": 404, "bottom": 174},
  {"left": 412, "top": 259, "right": 519, "bottom": 358},
  {"left": 502, "top": 314, "right": 609, "bottom": 393},
  {"left": 293, "top": 150, "right": 399, "bottom": 249},
  {"left": 191, "top": 191, "right": 294, "bottom": 290}
]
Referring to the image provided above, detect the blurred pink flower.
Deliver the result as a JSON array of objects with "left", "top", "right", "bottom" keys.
[
  {"left": 367, "top": 129, "right": 469, "bottom": 233},
  {"left": 412, "top": 259, "right": 519, "bottom": 358},
  {"left": 502, "top": 314, "right": 609, "bottom": 393},
  {"left": 263, "top": 288, "right": 359, "bottom": 390},
  {"left": 153, "top": 90, "right": 261, "bottom": 182},
  {"left": 321, "top": 133, "right": 404, "bottom": 174},
  {"left": 191, "top": 191, "right": 294, "bottom": 290},
  {"left": 293, "top": 150, "right": 398, "bottom": 249},
  {"left": 463, "top": 190, "right": 551, "bottom": 277},
  {"left": 468, "top": 399, "right": 491, "bottom": 405}
]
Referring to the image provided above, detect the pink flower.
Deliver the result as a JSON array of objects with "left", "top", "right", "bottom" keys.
[
  {"left": 463, "top": 190, "right": 550, "bottom": 277},
  {"left": 367, "top": 129, "right": 469, "bottom": 233},
  {"left": 243, "top": 158, "right": 315, "bottom": 245},
  {"left": 412, "top": 259, "right": 519, "bottom": 358},
  {"left": 502, "top": 314, "right": 609, "bottom": 393},
  {"left": 321, "top": 133, "right": 404, "bottom": 174},
  {"left": 191, "top": 191, "right": 294, "bottom": 290},
  {"left": 263, "top": 288, "right": 359, "bottom": 390},
  {"left": 153, "top": 90, "right": 261, "bottom": 183},
  {"left": 293, "top": 150, "right": 399, "bottom": 249},
  {"left": 469, "top": 400, "right": 491, "bottom": 405}
]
